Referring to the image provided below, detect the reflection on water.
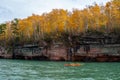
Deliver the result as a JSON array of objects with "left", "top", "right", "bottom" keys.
[{"left": 0, "top": 59, "right": 120, "bottom": 80}]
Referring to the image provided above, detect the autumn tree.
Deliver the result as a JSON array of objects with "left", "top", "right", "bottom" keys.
[
  {"left": 0, "top": 0, "right": 120, "bottom": 46},
  {"left": 0, "top": 23, "right": 6, "bottom": 46}
]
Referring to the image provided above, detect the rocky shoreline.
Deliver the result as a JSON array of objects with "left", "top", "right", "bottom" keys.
[
  {"left": 0, "top": 53, "right": 120, "bottom": 62},
  {"left": 0, "top": 43, "right": 120, "bottom": 62}
]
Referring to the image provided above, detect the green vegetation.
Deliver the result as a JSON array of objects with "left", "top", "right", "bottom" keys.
[{"left": 0, "top": 0, "right": 120, "bottom": 48}]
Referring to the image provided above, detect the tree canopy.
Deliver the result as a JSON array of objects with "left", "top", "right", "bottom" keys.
[{"left": 0, "top": 0, "right": 120, "bottom": 46}]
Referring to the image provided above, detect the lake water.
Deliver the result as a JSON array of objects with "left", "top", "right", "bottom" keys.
[{"left": 0, "top": 59, "right": 120, "bottom": 80}]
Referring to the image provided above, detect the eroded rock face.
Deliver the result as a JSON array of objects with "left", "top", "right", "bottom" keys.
[
  {"left": 0, "top": 46, "right": 12, "bottom": 59},
  {"left": 0, "top": 46, "right": 5, "bottom": 54},
  {"left": 1, "top": 43, "right": 120, "bottom": 62},
  {"left": 43, "top": 45, "right": 67, "bottom": 61}
]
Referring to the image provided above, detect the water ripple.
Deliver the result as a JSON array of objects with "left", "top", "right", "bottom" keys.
[{"left": 0, "top": 59, "right": 120, "bottom": 80}]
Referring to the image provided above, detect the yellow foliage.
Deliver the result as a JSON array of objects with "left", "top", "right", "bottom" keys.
[{"left": 1, "top": 0, "right": 120, "bottom": 42}]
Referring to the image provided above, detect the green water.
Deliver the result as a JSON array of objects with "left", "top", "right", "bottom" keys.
[{"left": 0, "top": 59, "right": 120, "bottom": 80}]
